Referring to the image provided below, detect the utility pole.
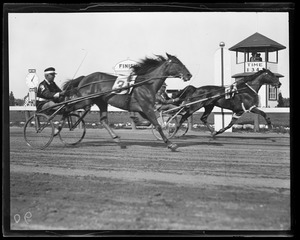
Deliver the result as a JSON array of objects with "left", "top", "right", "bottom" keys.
[{"left": 220, "top": 41, "right": 225, "bottom": 129}]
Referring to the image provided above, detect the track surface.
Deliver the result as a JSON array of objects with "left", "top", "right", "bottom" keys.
[{"left": 9, "top": 127, "right": 290, "bottom": 232}]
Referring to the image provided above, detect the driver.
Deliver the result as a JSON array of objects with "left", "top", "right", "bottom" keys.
[
  {"left": 36, "top": 67, "right": 66, "bottom": 112},
  {"left": 36, "top": 67, "right": 66, "bottom": 136},
  {"left": 155, "top": 83, "right": 181, "bottom": 112}
]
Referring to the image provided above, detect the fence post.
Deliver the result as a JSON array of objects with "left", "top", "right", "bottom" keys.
[
  {"left": 24, "top": 111, "right": 30, "bottom": 123},
  {"left": 77, "top": 111, "right": 83, "bottom": 129},
  {"left": 129, "top": 112, "right": 137, "bottom": 130},
  {"left": 188, "top": 115, "right": 193, "bottom": 131},
  {"left": 253, "top": 114, "right": 259, "bottom": 132}
]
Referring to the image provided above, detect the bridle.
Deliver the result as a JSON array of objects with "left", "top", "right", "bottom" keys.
[
  {"left": 244, "top": 71, "right": 280, "bottom": 94},
  {"left": 245, "top": 82, "right": 258, "bottom": 94},
  {"left": 165, "top": 58, "right": 190, "bottom": 80}
]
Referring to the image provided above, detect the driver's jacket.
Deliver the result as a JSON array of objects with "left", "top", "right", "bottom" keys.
[
  {"left": 155, "top": 91, "right": 175, "bottom": 110},
  {"left": 36, "top": 79, "right": 63, "bottom": 111}
]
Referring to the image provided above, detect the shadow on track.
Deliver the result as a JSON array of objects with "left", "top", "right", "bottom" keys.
[
  {"left": 53, "top": 131, "right": 289, "bottom": 150},
  {"left": 59, "top": 137, "right": 224, "bottom": 150}
]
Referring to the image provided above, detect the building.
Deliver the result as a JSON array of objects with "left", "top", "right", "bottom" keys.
[{"left": 229, "top": 32, "right": 286, "bottom": 108}]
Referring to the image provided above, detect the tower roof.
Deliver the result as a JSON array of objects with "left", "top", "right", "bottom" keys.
[
  {"left": 231, "top": 72, "right": 284, "bottom": 78},
  {"left": 229, "top": 32, "right": 286, "bottom": 52}
]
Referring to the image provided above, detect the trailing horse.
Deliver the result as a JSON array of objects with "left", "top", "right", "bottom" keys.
[
  {"left": 173, "top": 69, "right": 281, "bottom": 137},
  {"left": 62, "top": 53, "right": 192, "bottom": 150}
]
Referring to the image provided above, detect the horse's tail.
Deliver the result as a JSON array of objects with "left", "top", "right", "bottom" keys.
[
  {"left": 62, "top": 75, "right": 85, "bottom": 91},
  {"left": 172, "top": 85, "right": 197, "bottom": 99}
]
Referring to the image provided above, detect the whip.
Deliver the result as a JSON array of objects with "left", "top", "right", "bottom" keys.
[{"left": 71, "top": 49, "right": 88, "bottom": 80}]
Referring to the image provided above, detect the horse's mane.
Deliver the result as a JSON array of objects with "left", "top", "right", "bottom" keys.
[
  {"left": 131, "top": 55, "right": 167, "bottom": 75},
  {"left": 62, "top": 76, "right": 85, "bottom": 91}
]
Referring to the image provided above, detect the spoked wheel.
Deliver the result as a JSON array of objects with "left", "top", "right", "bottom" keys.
[
  {"left": 23, "top": 113, "right": 54, "bottom": 150},
  {"left": 58, "top": 113, "right": 86, "bottom": 146},
  {"left": 152, "top": 113, "right": 178, "bottom": 140},
  {"left": 175, "top": 117, "right": 190, "bottom": 138}
]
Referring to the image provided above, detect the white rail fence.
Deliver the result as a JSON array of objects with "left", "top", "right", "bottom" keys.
[{"left": 10, "top": 106, "right": 289, "bottom": 132}]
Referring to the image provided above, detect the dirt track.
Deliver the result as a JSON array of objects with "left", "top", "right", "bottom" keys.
[{"left": 9, "top": 127, "right": 290, "bottom": 232}]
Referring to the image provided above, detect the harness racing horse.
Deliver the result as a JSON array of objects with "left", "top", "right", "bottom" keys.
[
  {"left": 62, "top": 53, "right": 192, "bottom": 150},
  {"left": 173, "top": 69, "right": 281, "bottom": 137}
]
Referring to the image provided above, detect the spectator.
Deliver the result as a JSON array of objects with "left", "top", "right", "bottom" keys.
[
  {"left": 250, "top": 52, "right": 257, "bottom": 62},
  {"left": 256, "top": 53, "right": 262, "bottom": 61}
]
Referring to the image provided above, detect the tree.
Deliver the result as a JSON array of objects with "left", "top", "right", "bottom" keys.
[
  {"left": 9, "top": 91, "right": 15, "bottom": 106},
  {"left": 277, "top": 92, "right": 284, "bottom": 107},
  {"left": 15, "top": 98, "right": 24, "bottom": 106},
  {"left": 277, "top": 92, "right": 289, "bottom": 107},
  {"left": 283, "top": 98, "right": 289, "bottom": 107}
]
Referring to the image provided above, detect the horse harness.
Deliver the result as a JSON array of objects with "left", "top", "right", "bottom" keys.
[
  {"left": 225, "top": 81, "right": 258, "bottom": 116},
  {"left": 234, "top": 82, "right": 258, "bottom": 115},
  {"left": 225, "top": 82, "right": 238, "bottom": 99}
]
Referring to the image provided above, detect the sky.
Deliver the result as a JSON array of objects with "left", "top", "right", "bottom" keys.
[{"left": 8, "top": 11, "right": 290, "bottom": 99}]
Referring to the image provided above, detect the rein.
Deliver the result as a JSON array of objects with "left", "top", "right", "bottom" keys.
[
  {"left": 77, "top": 74, "right": 174, "bottom": 91},
  {"left": 42, "top": 74, "right": 175, "bottom": 113},
  {"left": 67, "top": 59, "right": 178, "bottom": 93},
  {"left": 62, "top": 74, "right": 175, "bottom": 105},
  {"left": 181, "top": 78, "right": 260, "bottom": 104}
]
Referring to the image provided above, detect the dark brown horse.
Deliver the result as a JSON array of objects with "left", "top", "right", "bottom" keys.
[
  {"left": 62, "top": 53, "right": 192, "bottom": 150},
  {"left": 173, "top": 69, "right": 281, "bottom": 137}
]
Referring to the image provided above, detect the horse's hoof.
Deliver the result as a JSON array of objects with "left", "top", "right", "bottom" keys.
[
  {"left": 167, "top": 143, "right": 178, "bottom": 151},
  {"left": 113, "top": 136, "right": 126, "bottom": 149},
  {"left": 120, "top": 145, "right": 127, "bottom": 149},
  {"left": 211, "top": 131, "right": 217, "bottom": 138}
]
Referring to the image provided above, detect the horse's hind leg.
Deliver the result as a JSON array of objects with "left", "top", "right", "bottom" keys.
[
  {"left": 174, "top": 110, "right": 193, "bottom": 136},
  {"left": 212, "top": 111, "right": 243, "bottom": 137},
  {"left": 201, "top": 105, "right": 214, "bottom": 133},
  {"left": 98, "top": 103, "right": 126, "bottom": 149},
  {"left": 250, "top": 107, "right": 272, "bottom": 129}
]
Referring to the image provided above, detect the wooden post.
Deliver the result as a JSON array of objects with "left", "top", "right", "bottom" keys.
[
  {"left": 253, "top": 114, "right": 259, "bottom": 132},
  {"left": 130, "top": 118, "right": 136, "bottom": 130},
  {"left": 188, "top": 115, "right": 193, "bottom": 131},
  {"left": 24, "top": 111, "right": 30, "bottom": 123},
  {"left": 129, "top": 112, "right": 136, "bottom": 130},
  {"left": 77, "top": 111, "right": 83, "bottom": 129}
]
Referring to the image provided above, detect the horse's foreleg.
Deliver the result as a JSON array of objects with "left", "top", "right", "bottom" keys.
[
  {"left": 174, "top": 111, "right": 192, "bottom": 135},
  {"left": 201, "top": 105, "right": 214, "bottom": 133},
  {"left": 143, "top": 110, "right": 178, "bottom": 151},
  {"left": 212, "top": 111, "right": 243, "bottom": 137},
  {"left": 155, "top": 124, "right": 178, "bottom": 151},
  {"left": 100, "top": 111, "right": 126, "bottom": 149},
  {"left": 250, "top": 107, "right": 272, "bottom": 129}
]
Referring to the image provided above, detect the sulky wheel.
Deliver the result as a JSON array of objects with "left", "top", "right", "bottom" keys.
[
  {"left": 23, "top": 113, "right": 55, "bottom": 150},
  {"left": 151, "top": 113, "right": 178, "bottom": 140},
  {"left": 58, "top": 113, "right": 86, "bottom": 146}
]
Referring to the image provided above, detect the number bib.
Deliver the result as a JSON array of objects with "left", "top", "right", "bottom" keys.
[{"left": 112, "top": 75, "right": 137, "bottom": 94}]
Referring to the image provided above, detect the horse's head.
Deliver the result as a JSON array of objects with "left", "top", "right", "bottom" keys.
[
  {"left": 172, "top": 85, "right": 197, "bottom": 99},
  {"left": 62, "top": 76, "right": 85, "bottom": 101},
  {"left": 165, "top": 53, "right": 192, "bottom": 82},
  {"left": 260, "top": 68, "right": 282, "bottom": 88},
  {"left": 64, "top": 86, "right": 81, "bottom": 101}
]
